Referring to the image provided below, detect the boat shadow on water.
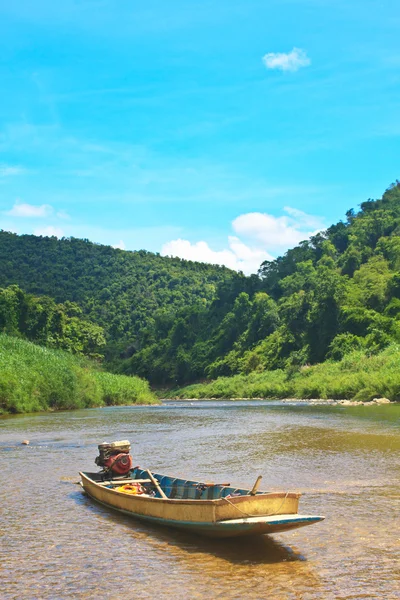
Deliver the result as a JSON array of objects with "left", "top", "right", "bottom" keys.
[{"left": 70, "top": 488, "right": 308, "bottom": 566}]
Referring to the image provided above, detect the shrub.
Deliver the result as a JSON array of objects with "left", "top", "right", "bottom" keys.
[{"left": 170, "top": 344, "right": 400, "bottom": 402}]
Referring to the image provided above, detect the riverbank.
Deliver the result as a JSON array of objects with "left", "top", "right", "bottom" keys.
[
  {"left": 162, "top": 397, "right": 395, "bottom": 405},
  {"left": 162, "top": 346, "right": 400, "bottom": 402},
  {"left": 0, "top": 334, "right": 158, "bottom": 414}
]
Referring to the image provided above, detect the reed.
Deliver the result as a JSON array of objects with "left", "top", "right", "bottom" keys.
[
  {"left": 0, "top": 334, "right": 157, "bottom": 414},
  {"left": 168, "top": 345, "right": 400, "bottom": 402}
]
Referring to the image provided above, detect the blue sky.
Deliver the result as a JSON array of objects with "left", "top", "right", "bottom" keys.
[{"left": 1, "top": 0, "right": 399, "bottom": 273}]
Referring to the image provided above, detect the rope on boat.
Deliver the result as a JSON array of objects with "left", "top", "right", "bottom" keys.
[{"left": 222, "top": 491, "right": 290, "bottom": 518}]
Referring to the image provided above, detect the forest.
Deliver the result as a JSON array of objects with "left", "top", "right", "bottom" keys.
[
  {"left": 124, "top": 181, "right": 400, "bottom": 388},
  {"left": 0, "top": 232, "right": 239, "bottom": 362},
  {"left": 0, "top": 285, "right": 106, "bottom": 358},
  {"left": 2, "top": 182, "right": 400, "bottom": 402}
]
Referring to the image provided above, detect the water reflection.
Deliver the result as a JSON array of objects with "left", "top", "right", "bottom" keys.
[
  {"left": 1, "top": 400, "right": 399, "bottom": 599},
  {"left": 73, "top": 487, "right": 306, "bottom": 565},
  {"left": 69, "top": 487, "right": 324, "bottom": 600}
]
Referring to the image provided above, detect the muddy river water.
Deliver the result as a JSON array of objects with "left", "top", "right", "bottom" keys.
[{"left": 1, "top": 400, "right": 399, "bottom": 599}]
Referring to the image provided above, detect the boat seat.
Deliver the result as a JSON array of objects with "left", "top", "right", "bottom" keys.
[
  {"left": 174, "top": 483, "right": 187, "bottom": 499},
  {"left": 194, "top": 487, "right": 203, "bottom": 500},
  {"left": 157, "top": 476, "right": 175, "bottom": 498},
  {"left": 211, "top": 486, "right": 225, "bottom": 499},
  {"left": 130, "top": 470, "right": 251, "bottom": 500},
  {"left": 169, "top": 480, "right": 179, "bottom": 499},
  {"left": 198, "top": 488, "right": 208, "bottom": 500},
  {"left": 184, "top": 482, "right": 199, "bottom": 500},
  {"left": 180, "top": 480, "right": 196, "bottom": 499},
  {"left": 198, "top": 485, "right": 222, "bottom": 500}
]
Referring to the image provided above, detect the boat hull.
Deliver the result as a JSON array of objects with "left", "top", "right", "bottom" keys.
[{"left": 80, "top": 472, "right": 324, "bottom": 538}]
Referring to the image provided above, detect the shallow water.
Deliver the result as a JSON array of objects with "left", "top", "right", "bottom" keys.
[{"left": 1, "top": 400, "right": 399, "bottom": 599}]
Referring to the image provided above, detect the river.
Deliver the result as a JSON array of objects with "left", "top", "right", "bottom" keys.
[{"left": 1, "top": 400, "right": 399, "bottom": 599}]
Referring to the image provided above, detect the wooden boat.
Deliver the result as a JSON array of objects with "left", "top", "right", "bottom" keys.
[{"left": 80, "top": 466, "right": 324, "bottom": 538}]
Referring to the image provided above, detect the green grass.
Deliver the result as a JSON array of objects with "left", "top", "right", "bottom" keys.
[
  {"left": 0, "top": 334, "right": 158, "bottom": 414},
  {"left": 166, "top": 345, "right": 400, "bottom": 402}
]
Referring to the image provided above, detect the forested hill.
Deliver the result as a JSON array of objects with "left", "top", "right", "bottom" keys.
[
  {"left": 0, "top": 232, "right": 245, "bottom": 361},
  {"left": 123, "top": 181, "right": 400, "bottom": 384},
  {"left": 2, "top": 182, "right": 400, "bottom": 388}
]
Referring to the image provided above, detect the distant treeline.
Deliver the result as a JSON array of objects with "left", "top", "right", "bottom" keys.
[{"left": 2, "top": 182, "right": 400, "bottom": 391}]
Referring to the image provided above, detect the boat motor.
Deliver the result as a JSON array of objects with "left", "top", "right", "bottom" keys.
[{"left": 95, "top": 440, "right": 133, "bottom": 475}]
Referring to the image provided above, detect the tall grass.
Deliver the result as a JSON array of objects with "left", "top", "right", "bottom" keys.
[
  {"left": 0, "top": 334, "right": 157, "bottom": 414},
  {"left": 167, "top": 345, "right": 400, "bottom": 401}
]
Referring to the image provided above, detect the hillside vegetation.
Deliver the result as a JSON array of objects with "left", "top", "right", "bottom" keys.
[
  {"left": 2, "top": 182, "right": 400, "bottom": 397},
  {"left": 123, "top": 182, "right": 400, "bottom": 385},
  {"left": 0, "top": 284, "right": 106, "bottom": 358},
  {"left": 0, "top": 334, "right": 156, "bottom": 414},
  {"left": 0, "top": 232, "right": 240, "bottom": 362},
  {"left": 167, "top": 345, "right": 400, "bottom": 402}
]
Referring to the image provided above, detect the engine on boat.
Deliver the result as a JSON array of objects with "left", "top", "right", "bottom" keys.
[{"left": 95, "top": 440, "right": 133, "bottom": 475}]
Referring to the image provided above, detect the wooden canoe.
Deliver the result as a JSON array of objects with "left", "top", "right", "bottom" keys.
[{"left": 80, "top": 467, "right": 324, "bottom": 538}]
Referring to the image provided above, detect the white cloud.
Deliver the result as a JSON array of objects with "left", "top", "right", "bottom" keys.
[
  {"left": 262, "top": 47, "right": 311, "bottom": 72},
  {"left": 33, "top": 226, "right": 64, "bottom": 238},
  {"left": 161, "top": 207, "right": 325, "bottom": 274},
  {"left": 113, "top": 239, "right": 126, "bottom": 250},
  {"left": 161, "top": 237, "right": 273, "bottom": 275},
  {"left": 7, "top": 201, "right": 53, "bottom": 218},
  {"left": 233, "top": 207, "right": 325, "bottom": 248},
  {"left": 282, "top": 206, "right": 325, "bottom": 230}
]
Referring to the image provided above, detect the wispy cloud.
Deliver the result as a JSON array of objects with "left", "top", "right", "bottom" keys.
[
  {"left": 233, "top": 207, "right": 325, "bottom": 249},
  {"left": 0, "top": 164, "right": 25, "bottom": 177},
  {"left": 6, "top": 201, "right": 53, "bottom": 218},
  {"left": 33, "top": 225, "right": 64, "bottom": 238},
  {"left": 262, "top": 47, "right": 311, "bottom": 72},
  {"left": 56, "top": 209, "right": 70, "bottom": 220},
  {"left": 283, "top": 206, "right": 325, "bottom": 230}
]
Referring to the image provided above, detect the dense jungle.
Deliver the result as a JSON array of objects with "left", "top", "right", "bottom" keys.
[{"left": 2, "top": 182, "right": 400, "bottom": 410}]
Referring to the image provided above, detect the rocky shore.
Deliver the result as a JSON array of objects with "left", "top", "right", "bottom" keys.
[
  {"left": 280, "top": 397, "right": 393, "bottom": 406},
  {"left": 164, "top": 397, "right": 395, "bottom": 405}
]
